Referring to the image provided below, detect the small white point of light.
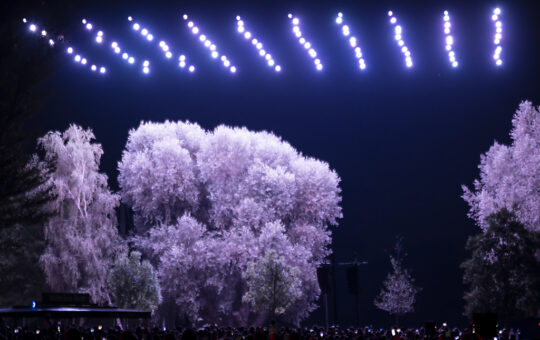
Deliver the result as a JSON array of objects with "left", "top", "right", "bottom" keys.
[
  {"left": 179, "top": 54, "right": 186, "bottom": 61},
  {"left": 128, "top": 57, "right": 135, "bottom": 64},
  {"left": 114, "top": 47, "right": 121, "bottom": 53},
  {"left": 288, "top": 13, "right": 293, "bottom": 19},
  {"left": 179, "top": 61, "right": 186, "bottom": 68},
  {"left": 192, "top": 27, "right": 199, "bottom": 34},
  {"left": 29, "top": 24, "right": 37, "bottom": 32},
  {"left": 141, "top": 28, "right": 148, "bottom": 36},
  {"left": 143, "top": 60, "right": 149, "bottom": 67},
  {"left": 48, "top": 39, "right": 55, "bottom": 46},
  {"left": 165, "top": 51, "right": 172, "bottom": 58},
  {"left": 390, "top": 17, "right": 397, "bottom": 24},
  {"left": 96, "top": 36, "right": 103, "bottom": 43},
  {"left": 189, "top": 65, "right": 195, "bottom": 72},
  {"left": 128, "top": 16, "right": 133, "bottom": 21},
  {"left": 244, "top": 31, "right": 251, "bottom": 39},
  {"left": 496, "top": 59, "right": 502, "bottom": 66},
  {"left": 230, "top": 66, "right": 236, "bottom": 73},
  {"left": 494, "top": 8, "right": 501, "bottom": 15},
  {"left": 188, "top": 21, "right": 194, "bottom": 28},
  {"left": 143, "top": 67, "right": 149, "bottom": 74},
  {"left": 316, "top": 63, "right": 323, "bottom": 71},
  {"left": 133, "top": 23, "right": 140, "bottom": 30},
  {"left": 81, "top": 58, "right": 87, "bottom": 65},
  {"left": 275, "top": 65, "right": 281, "bottom": 72},
  {"left": 99, "top": 66, "right": 106, "bottom": 74},
  {"left": 91, "top": 65, "right": 97, "bottom": 71},
  {"left": 67, "top": 47, "right": 73, "bottom": 54},
  {"left": 147, "top": 34, "right": 153, "bottom": 41},
  {"left": 388, "top": 11, "right": 393, "bottom": 17},
  {"left": 211, "top": 51, "right": 218, "bottom": 58},
  {"left": 199, "top": 34, "right": 206, "bottom": 42},
  {"left": 292, "top": 18, "right": 299, "bottom": 25},
  {"left": 23, "top": 18, "right": 27, "bottom": 23},
  {"left": 183, "top": 14, "right": 188, "bottom": 20},
  {"left": 74, "top": 55, "right": 81, "bottom": 62},
  {"left": 41, "top": 30, "right": 47, "bottom": 36},
  {"left": 111, "top": 41, "right": 118, "bottom": 48},
  {"left": 122, "top": 52, "right": 128, "bottom": 59},
  {"left": 86, "top": 23, "right": 92, "bottom": 30}
]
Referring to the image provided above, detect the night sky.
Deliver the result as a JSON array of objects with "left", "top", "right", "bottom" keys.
[{"left": 19, "top": 0, "right": 540, "bottom": 328}]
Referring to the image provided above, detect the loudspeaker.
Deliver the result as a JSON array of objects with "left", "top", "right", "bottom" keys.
[
  {"left": 472, "top": 313, "right": 497, "bottom": 339},
  {"left": 317, "top": 266, "right": 331, "bottom": 293}
]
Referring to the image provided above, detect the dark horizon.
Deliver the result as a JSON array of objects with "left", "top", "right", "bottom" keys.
[{"left": 8, "top": 0, "right": 540, "bottom": 330}]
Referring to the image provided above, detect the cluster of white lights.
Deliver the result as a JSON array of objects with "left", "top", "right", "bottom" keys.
[
  {"left": 388, "top": 11, "right": 413, "bottom": 68},
  {"left": 492, "top": 8, "right": 503, "bottom": 66},
  {"left": 66, "top": 46, "right": 107, "bottom": 74},
  {"left": 335, "top": 12, "right": 366, "bottom": 70},
  {"left": 288, "top": 14, "right": 322, "bottom": 71},
  {"left": 183, "top": 14, "right": 236, "bottom": 73},
  {"left": 443, "top": 11, "right": 458, "bottom": 68},
  {"left": 83, "top": 18, "right": 148, "bottom": 74},
  {"left": 24, "top": 18, "right": 107, "bottom": 75},
  {"left": 235, "top": 16, "right": 281, "bottom": 72},
  {"left": 129, "top": 16, "right": 195, "bottom": 73}
]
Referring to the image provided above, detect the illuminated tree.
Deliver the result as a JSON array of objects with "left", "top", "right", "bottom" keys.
[
  {"left": 242, "top": 249, "right": 302, "bottom": 321},
  {"left": 374, "top": 237, "right": 420, "bottom": 324},
  {"left": 462, "top": 101, "right": 540, "bottom": 232},
  {"left": 107, "top": 251, "right": 161, "bottom": 312},
  {"left": 461, "top": 209, "right": 540, "bottom": 320},
  {"left": 38, "top": 125, "right": 121, "bottom": 304},
  {"left": 119, "top": 121, "right": 342, "bottom": 325}
]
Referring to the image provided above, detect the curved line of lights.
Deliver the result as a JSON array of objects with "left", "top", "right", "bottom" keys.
[
  {"left": 335, "top": 12, "right": 366, "bottom": 70},
  {"left": 128, "top": 16, "right": 195, "bottom": 73},
  {"left": 82, "top": 18, "right": 149, "bottom": 74},
  {"left": 182, "top": 14, "right": 236, "bottom": 73},
  {"left": 235, "top": 16, "right": 281, "bottom": 72},
  {"left": 288, "top": 13, "right": 323, "bottom": 71},
  {"left": 24, "top": 18, "right": 108, "bottom": 75},
  {"left": 491, "top": 8, "right": 503, "bottom": 66},
  {"left": 443, "top": 11, "right": 458, "bottom": 68},
  {"left": 387, "top": 11, "right": 413, "bottom": 68}
]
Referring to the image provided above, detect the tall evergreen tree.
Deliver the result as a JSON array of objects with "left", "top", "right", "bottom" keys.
[{"left": 461, "top": 209, "right": 540, "bottom": 321}]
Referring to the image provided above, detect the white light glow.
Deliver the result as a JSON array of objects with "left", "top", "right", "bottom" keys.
[
  {"left": 128, "top": 16, "right": 133, "bottom": 21},
  {"left": 192, "top": 27, "right": 199, "bottom": 34},
  {"left": 143, "top": 60, "right": 149, "bottom": 67},
  {"left": 96, "top": 36, "right": 103, "bottom": 43},
  {"left": 141, "top": 28, "right": 148, "bottom": 36},
  {"left": 289, "top": 14, "right": 322, "bottom": 70},
  {"left": 81, "top": 58, "right": 87, "bottom": 65},
  {"left": 128, "top": 56, "right": 135, "bottom": 64},
  {"left": 230, "top": 66, "right": 236, "bottom": 73},
  {"left": 99, "top": 67, "right": 106, "bottom": 74},
  {"left": 143, "top": 67, "right": 149, "bottom": 74},
  {"left": 492, "top": 8, "right": 503, "bottom": 66},
  {"left": 147, "top": 34, "right": 153, "bottom": 41},
  {"left": 91, "top": 65, "right": 97, "bottom": 71},
  {"left": 165, "top": 51, "right": 172, "bottom": 58},
  {"left": 86, "top": 23, "right": 92, "bottom": 30},
  {"left": 48, "top": 39, "right": 55, "bottom": 46},
  {"left": 388, "top": 11, "right": 414, "bottom": 68},
  {"left": 183, "top": 14, "right": 188, "bottom": 20},
  {"left": 189, "top": 65, "right": 195, "bottom": 72},
  {"left": 67, "top": 47, "right": 73, "bottom": 54},
  {"left": 74, "top": 55, "right": 81, "bottom": 62},
  {"left": 122, "top": 53, "right": 128, "bottom": 59},
  {"left": 179, "top": 61, "right": 186, "bottom": 68},
  {"left": 29, "top": 24, "right": 37, "bottom": 32},
  {"left": 114, "top": 47, "right": 121, "bottom": 53},
  {"left": 41, "top": 30, "right": 47, "bottom": 36},
  {"left": 133, "top": 23, "right": 140, "bottom": 30}
]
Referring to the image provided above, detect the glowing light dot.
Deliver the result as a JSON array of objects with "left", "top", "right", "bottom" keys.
[
  {"left": 147, "top": 34, "right": 153, "bottom": 41},
  {"left": 230, "top": 66, "right": 236, "bottom": 73},
  {"left": 143, "top": 67, "right": 149, "bottom": 74},
  {"left": 210, "top": 44, "right": 216, "bottom": 51},
  {"left": 122, "top": 53, "right": 128, "bottom": 59},
  {"left": 91, "top": 65, "right": 97, "bottom": 71},
  {"left": 388, "top": 11, "right": 393, "bottom": 16},
  {"left": 390, "top": 17, "right": 397, "bottom": 24},
  {"left": 268, "top": 59, "right": 275, "bottom": 66},
  {"left": 316, "top": 63, "right": 323, "bottom": 71},
  {"left": 128, "top": 16, "right": 133, "bottom": 21},
  {"left": 99, "top": 67, "right": 106, "bottom": 74},
  {"left": 111, "top": 42, "right": 118, "bottom": 48},
  {"left": 41, "top": 30, "right": 47, "bottom": 36},
  {"left": 29, "top": 24, "right": 37, "bottom": 32},
  {"left": 275, "top": 65, "right": 281, "bottom": 72},
  {"left": 96, "top": 36, "right": 103, "bottom": 43},
  {"left": 199, "top": 35, "right": 206, "bottom": 42},
  {"left": 224, "top": 60, "right": 230, "bottom": 67},
  {"left": 292, "top": 18, "right": 299, "bottom": 25},
  {"left": 336, "top": 17, "right": 343, "bottom": 24},
  {"left": 97, "top": 31, "right": 103, "bottom": 37},
  {"left": 192, "top": 27, "right": 199, "bottom": 34},
  {"left": 495, "top": 21, "right": 502, "bottom": 28},
  {"left": 236, "top": 15, "right": 241, "bottom": 20},
  {"left": 244, "top": 32, "right": 251, "bottom": 39},
  {"left": 259, "top": 49, "right": 266, "bottom": 56},
  {"left": 446, "top": 36, "right": 454, "bottom": 45},
  {"left": 128, "top": 57, "right": 135, "bottom": 64},
  {"left": 304, "top": 42, "right": 311, "bottom": 49},
  {"left": 114, "top": 47, "right": 121, "bottom": 53},
  {"left": 22, "top": 18, "right": 27, "bottom": 23},
  {"left": 265, "top": 54, "right": 272, "bottom": 61},
  {"left": 183, "top": 14, "right": 188, "bottom": 20},
  {"left": 256, "top": 42, "right": 263, "bottom": 49},
  {"left": 81, "top": 58, "right": 87, "bottom": 65},
  {"left": 237, "top": 26, "right": 245, "bottom": 33},
  {"left": 211, "top": 51, "right": 218, "bottom": 58},
  {"left": 188, "top": 21, "right": 194, "bottom": 28},
  {"left": 314, "top": 58, "right": 320, "bottom": 65},
  {"left": 252, "top": 38, "right": 258, "bottom": 45},
  {"left": 494, "top": 8, "right": 501, "bottom": 15},
  {"left": 288, "top": 14, "right": 293, "bottom": 19},
  {"left": 204, "top": 40, "right": 211, "bottom": 47},
  {"left": 67, "top": 47, "right": 73, "bottom": 54},
  {"left": 133, "top": 23, "right": 140, "bottom": 30},
  {"left": 165, "top": 51, "right": 172, "bottom": 58},
  {"left": 74, "top": 55, "right": 81, "bottom": 62},
  {"left": 141, "top": 28, "right": 148, "bottom": 36},
  {"left": 179, "top": 61, "right": 186, "bottom": 68},
  {"left": 143, "top": 60, "right": 149, "bottom": 67},
  {"left": 238, "top": 20, "right": 244, "bottom": 26},
  {"left": 179, "top": 54, "right": 186, "bottom": 61},
  {"left": 86, "top": 23, "right": 92, "bottom": 30},
  {"left": 299, "top": 37, "right": 306, "bottom": 44},
  {"left": 398, "top": 40, "right": 404, "bottom": 46},
  {"left": 496, "top": 59, "right": 502, "bottom": 66},
  {"left": 48, "top": 39, "right": 54, "bottom": 46}
]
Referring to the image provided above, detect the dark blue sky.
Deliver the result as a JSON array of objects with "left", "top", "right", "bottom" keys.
[{"left": 25, "top": 0, "right": 540, "bottom": 328}]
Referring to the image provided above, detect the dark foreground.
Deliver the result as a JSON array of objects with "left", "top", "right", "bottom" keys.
[{"left": 0, "top": 325, "right": 524, "bottom": 340}]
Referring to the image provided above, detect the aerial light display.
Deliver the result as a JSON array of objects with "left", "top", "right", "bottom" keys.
[
  {"left": 24, "top": 19, "right": 108, "bottom": 75},
  {"left": 387, "top": 11, "right": 414, "bottom": 68},
  {"left": 288, "top": 13, "right": 323, "bottom": 71},
  {"left": 443, "top": 11, "right": 458, "bottom": 68},
  {"left": 491, "top": 8, "right": 503, "bottom": 66},
  {"left": 334, "top": 12, "right": 366, "bottom": 70},
  {"left": 183, "top": 14, "right": 237, "bottom": 73},
  {"left": 82, "top": 18, "right": 148, "bottom": 74},
  {"left": 235, "top": 16, "right": 281, "bottom": 72},
  {"left": 128, "top": 15, "right": 196, "bottom": 73}
]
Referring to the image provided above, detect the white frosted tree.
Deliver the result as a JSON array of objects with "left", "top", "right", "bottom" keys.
[
  {"left": 462, "top": 101, "right": 540, "bottom": 232},
  {"left": 242, "top": 249, "right": 302, "bottom": 321},
  {"left": 107, "top": 251, "right": 161, "bottom": 312},
  {"left": 38, "top": 124, "right": 121, "bottom": 304},
  {"left": 118, "top": 121, "right": 342, "bottom": 325},
  {"left": 374, "top": 238, "right": 420, "bottom": 324}
]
